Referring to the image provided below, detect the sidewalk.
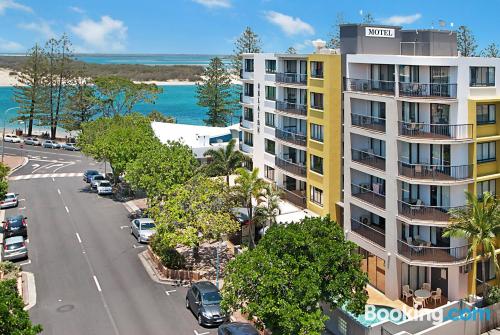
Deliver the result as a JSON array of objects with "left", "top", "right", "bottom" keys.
[{"left": 3, "top": 154, "right": 28, "bottom": 174}]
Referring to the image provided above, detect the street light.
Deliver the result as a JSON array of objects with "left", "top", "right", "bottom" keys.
[{"left": 2, "top": 107, "right": 20, "bottom": 163}]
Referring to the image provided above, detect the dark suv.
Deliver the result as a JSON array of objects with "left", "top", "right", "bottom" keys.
[
  {"left": 218, "top": 322, "right": 259, "bottom": 335},
  {"left": 185, "top": 281, "right": 227, "bottom": 326},
  {"left": 83, "top": 170, "right": 99, "bottom": 183},
  {"left": 2, "top": 215, "right": 28, "bottom": 238}
]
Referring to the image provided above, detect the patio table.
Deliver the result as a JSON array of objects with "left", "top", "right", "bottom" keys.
[{"left": 414, "top": 289, "right": 431, "bottom": 300}]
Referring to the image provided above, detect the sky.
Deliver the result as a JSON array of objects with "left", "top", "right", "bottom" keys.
[{"left": 0, "top": 0, "right": 499, "bottom": 55}]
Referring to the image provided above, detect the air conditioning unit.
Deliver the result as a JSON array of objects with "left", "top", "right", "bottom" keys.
[{"left": 359, "top": 215, "right": 370, "bottom": 225}]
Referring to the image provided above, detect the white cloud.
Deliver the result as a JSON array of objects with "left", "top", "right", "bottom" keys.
[
  {"left": 293, "top": 39, "right": 312, "bottom": 51},
  {"left": 193, "top": 0, "right": 231, "bottom": 8},
  {"left": 70, "top": 16, "right": 127, "bottom": 52},
  {"left": 0, "top": 37, "right": 23, "bottom": 52},
  {"left": 69, "top": 6, "right": 85, "bottom": 14},
  {"left": 265, "top": 11, "right": 314, "bottom": 36},
  {"left": 380, "top": 13, "right": 422, "bottom": 25},
  {"left": 0, "top": 0, "right": 32, "bottom": 15},
  {"left": 18, "top": 20, "right": 56, "bottom": 39}
]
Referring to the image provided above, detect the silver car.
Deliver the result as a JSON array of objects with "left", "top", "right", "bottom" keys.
[
  {"left": 24, "top": 137, "right": 41, "bottom": 146},
  {"left": 2, "top": 236, "right": 28, "bottom": 261},
  {"left": 42, "top": 140, "right": 60, "bottom": 149},
  {"left": 130, "top": 218, "right": 155, "bottom": 243},
  {"left": 0, "top": 193, "right": 18, "bottom": 209},
  {"left": 90, "top": 175, "right": 106, "bottom": 190},
  {"left": 97, "top": 180, "right": 113, "bottom": 195}
]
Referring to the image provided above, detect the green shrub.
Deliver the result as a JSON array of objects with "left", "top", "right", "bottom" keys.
[
  {"left": 0, "top": 261, "right": 20, "bottom": 280},
  {"left": 151, "top": 237, "right": 186, "bottom": 270},
  {"left": 485, "top": 285, "right": 500, "bottom": 306}
]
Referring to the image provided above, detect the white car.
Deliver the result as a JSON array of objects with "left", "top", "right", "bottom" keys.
[
  {"left": 4, "top": 134, "right": 21, "bottom": 143},
  {"left": 0, "top": 193, "right": 18, "bottom": 209},
  {"left": 130, "top": 218, "right": 156, "bottom": 243},
  {"left": 90, "top": 175, "right": 106, "bottom": 190},
  {"left": 97, "top": 180, "right": 113, "bottom": 195},
  {"left": 42, "top": 140, "right": 61, "bottom": 149}
]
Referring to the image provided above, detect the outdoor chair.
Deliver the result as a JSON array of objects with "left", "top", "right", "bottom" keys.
[
  {"left": 402, "top": 285, "right": 413, "bottom": 302},
  {"left": 431, "top": 288, "right": 442, "bottom": 305},
  {"left": 413, "top": 297, "right": 424, "bottom": 310}
]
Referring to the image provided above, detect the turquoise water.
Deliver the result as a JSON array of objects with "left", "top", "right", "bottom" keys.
[
  {"left": 0, "top": 85, "right": 239, "bottom": 127},
  {"left": 74, "top": 54, "right": 231, "bottom": 66}
]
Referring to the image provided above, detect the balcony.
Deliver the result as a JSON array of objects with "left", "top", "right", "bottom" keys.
[
  {"left": 351, "top": 218, "right": 385, "bottom": 248},
  {"left": 398, "top": 162, "right": 473, "bottom": 182},
  {"left": 345, "top": 78, "right": 395, "bottom": 95},
  {"left": 275, "top": 157, "right": 306, "bottom": 177},
  {"left": 276, "top": 72, "right": 307, "bottom": 85},
  {"left": 275, "top": 128, "right": 307, "bottom": 147},
  {"left": 351, "top": 149, "right": 385, "bottom": 171},
  {"left": 399, "top": 82, "right": 457, "bottom": 99},
  {"left": 398, "top": 200, "right": 461, "bottom": 222},
  {"left": 351, "top": 184, "right": 386, "bottom": 210},
  {"left": 398, "top": 121, "right": 472, "bottom": 141},
  {"left": 397, "top": 240, "right": 469, "bottom": 263},
  {"left": 351, "top": 113, "right": 386, "bottom": 133},
  {"left": 279, "top": 187, "right": 306, "bottom": 208},
  {"left": 275, "top": 101, "right": 307, "bottom": 117}
]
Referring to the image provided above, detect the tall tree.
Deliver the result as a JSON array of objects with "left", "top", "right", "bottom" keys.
[
  {"left": 254, "top": 183, "right": 282, "bottom": 230},
  {"left": 61, "top": 70, "right": 97, "bottom": 132},
  {"left": 196, "top": 57, "right": 237, "bottom": 127},
  {"left": 482, "top": 43, "right": 500, "bottom": 58},
  {"left": 231, "top": 27, "right": 262, "bottom": 74},
  {"left": 203, "top": 139, "right": 246, "bottom": 184},
  {"left": 232, "top": 167, "right": 267, "bottom": 248},
  {"left": 221, "top": 216, "right": 368, "bottom": 334},
  {"left": 286, "top": 46, "right": 297, "bottom": 54},
  {"left": 147, "top": 110, "right": 176, "bottom": 123},
  {"left": 326, "top": 13, "right": 345, "bottom": 49},
  {"left": 445, "top": 192, "right": 500, "bottom": 296},
  {"left": 457, "top": 25, "right": 478, "bottom": 57},
  {"left": 92, "top": 76, "right": 162, "bottom": 117},
  {"left": 13, "top": 44, "right": 46, "bottom": 136}
]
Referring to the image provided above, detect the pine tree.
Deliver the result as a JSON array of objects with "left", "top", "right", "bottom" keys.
[
  {"left": 231, "top": 27, "right": 262, "bottom": 75},
  {"left": 457, "top": 26, "right": 478, "bottom": 57},
  {"left": 482, "top": 43, "right": 500, "bottom": 58},
  {"left": 286, "top": 46, "right": 297, "bottom": 54},
  {"left": 196, "top": 57, "right": 237, "bottom": 127},
  {"left": 13, "top": 44, "right": 46, "bottom": 136},
  {"left": 326, "top": 13, "right": 345, "bottom": 49}
]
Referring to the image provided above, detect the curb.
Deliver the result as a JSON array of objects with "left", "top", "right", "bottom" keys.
[
  {"left": 22, "top": 271, "right": 36, "bottom": 311},
  {"left": 7, "top": 156, "right": 29, "bottom": 176},
  {"left": 123, "top": 200, "right": 140, "bottom": 214},
  {"left": 138, "top": 250, "right": 189, "bottom": 287}
]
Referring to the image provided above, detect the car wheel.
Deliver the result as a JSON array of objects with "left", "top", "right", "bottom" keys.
[
  {"left": 198, "top": 314, "right": 203, "bottom": 326},
  {"left": 185, "top": 298, "right": 190, "bottom": 309}
]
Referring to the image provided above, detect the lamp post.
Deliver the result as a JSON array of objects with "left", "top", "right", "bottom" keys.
[{"left": 2, "top": 107, "right": 20, "bottom": 163}]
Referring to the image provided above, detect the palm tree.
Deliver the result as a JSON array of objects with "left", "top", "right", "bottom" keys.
[
  {"left": 255, "top": 183, "right": 282, "bottom": 230},
  {"left": 233, "top": 167, "right": 267, "bottom": 248},
  {"left": 204, "top": 139, "right": 246, "bottom": 185},
  {"left": 444, "top": 191, "right": 500, "bottom": 297}
]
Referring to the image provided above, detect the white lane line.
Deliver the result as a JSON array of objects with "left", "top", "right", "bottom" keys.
[
  {"left": 65, "top": 206, "right": 69, "bottom": 213},
  {"left": 165, "top": 290, "right": 176, "bottom": 296},
  {"left": 19, "top": 198, "right": 26, "bottom": 201},
  {"left": 52, "top": 177, "right": 55, "bottom": 182},
  {"left": 93, "top": 275, "right": 102, "bottom": 292},
  {"left": 76, "top": 233, "right": 82, "bottom": 244},
  {"left": 194, "top": 331, "right": 210, "bottom": 335},
  {"left": 119, "top": 225, "right": 129, "bottom": 229},
  {"left": 133, "top": 244, "right": 145, "bottom": 249},
  {"left": 19, "top": 207, "right": 26, "bottom": 210},
  {"left": 57, "top": 189, "right": 61, "bottom": 195},
  {"left": 19, "top": 259, "right": 31, "bottom": 266}
]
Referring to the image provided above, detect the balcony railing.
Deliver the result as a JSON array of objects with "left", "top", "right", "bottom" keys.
[
  {"left": 275, "top": 157, "right": 306, "bottom": 177},
  {"left": 398, "top": 200, "right": 462, "bottom": 222},
  {"left": 351, "top": 149, "right": 386, "bottom": 171},
  {"left": 279, "top": 187, "right": 306, "bottom": 208},
  {"left": 345, "top": 78, "right": 395, "bottom": 95},
  {"left": 351, "top": 218, "right": 386, "bottom": 248},
  {"left": 275, "top": 128, "right": 307, "bottom": 147},
  {"left": 399, "top": 82, "right": 457, "bottom": 98},
  {"left": 351, "top": 113, "right": 386, "bottom": 132},
  {"left": 398, "top": 162, "right": 473, "bottom": 181},
  {"left": 276, "top": 72, "right": 307, "bottom": 85},
  {"left": 397, "top": 240, "right": 469, "bottom": 263},
  {"left": 351, "top": 184, "right": 386, "bottom": 210},
  {"left": 275, "top": 101, "right": 307, "bottom": 117},
  {"left": 398, "top": 121, "right": 472, "bottom": 140}
]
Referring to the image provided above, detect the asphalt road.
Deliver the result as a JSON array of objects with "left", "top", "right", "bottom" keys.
[{"left": 5, "top": 143, "right": 213, "bottom": 335}]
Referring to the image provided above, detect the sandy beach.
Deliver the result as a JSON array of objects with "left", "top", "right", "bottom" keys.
[{"left": 0, "top": 68, "right": 21, "bottom": 86}]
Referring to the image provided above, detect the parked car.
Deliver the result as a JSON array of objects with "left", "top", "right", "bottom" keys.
[
  {"left": 4, "top": 134, "right": 21, "bottom": 143},
  {"left": 90, "top": 175, "right": 106, "bottom": 190},
  {"left": 0, "top": 192, "right": 18, "bottom": 209},
  {"left": 185, "top": 281, "right": 227, "bottom": 326},
  {"left": 62, "top": 143, "right": 80, "bottom": 151},
  {"left": 42, "top": 140, "right": 61, "bottom": 149},
  {"left": 83, "top": 170, "right": 100, "bottom": 183},
  {"left": 2, "top": 236, "right": 28, "bottom": 261},
  {"left": 97, "top": 180, "right": 113, "bottom": 195},
  {"left": 218, "top": 323, "right": 259, "bottom": 335},
  {"left": 2, "top": 214, "right": 28, "bottom": 238},
  {"left": 24, "top": 137, "right": 41, "bottom": 146},
  {"left": 130, "top": 218, "right": 155, "bottom": 243}
]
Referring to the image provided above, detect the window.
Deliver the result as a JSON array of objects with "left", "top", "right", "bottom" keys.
[
  {"left": 265, "top": 139, "right": 275, "bottom": 155},
  {"left": 244, "top": 59, "right": 254, "bottom": 72},
  {"left": 470, "top": 67, "right": 495, "bottom": 86},
  {"left": 243, "top": 131, "right": 253, "bottom": 146},
  {"left": 310, "top": 186, "right": 324, "bottom": 206},
  {"left": 477, "top": 141, "right": 496, "bottom": 162},
  {"left": 310, "top": 154, "right": 323, "bottom": 174},
  {"left": 477, "top": 104, "right": 496, "bottom": 124},
  {"left": 265, "top": 112, "right": 275, "bottom": 127},
  {"left": 243, "top": 107, "right": 253, "bottom": 122},
  {"left": 310, "top": 123, "right": 324, "bottom": 142},
  {"left": 477, "top": 179, "right": 496, "bottom": 198},
  {"left": 244, "top": 83, "right": 254, "bottom": 97},
  {"left": 310, "top": 92, "right": 324, "bottom": 110},
  {"left": 264, "top": 165, "right": 275, "bottom": 180},
  {"left": 265, "top": 86, "right": 276, "bottom": 101},
  {"left": 265, "top": 59, "right": 276, "bottom": 73},
  {"left": 310, "top": 61, "right": 323, "bottom": 78}
]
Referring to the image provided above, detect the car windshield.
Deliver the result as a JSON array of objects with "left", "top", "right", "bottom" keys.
[
  {"left": 202, "top": 291, "right": 221, "bottom": 304},
  {"left": 141, "top": 222, "right": 155, "bottom": 230},
  {"left": 87, "top": 170, "right": 98, "bottom": 175},
  {"left": 6, "top": 242, "right": 23, "bottom": 250},
  {"left": 100, "top": 182, "right": 111, "bottom": 187},
  {"left": 4, "top": 194, "right": 15, "bottom": 199},
  {"left": 94, "top": 176, "right": 104, "bottom": 180},
  {"left": 8, "top": 217, "right": 23, "bottom": 227}
]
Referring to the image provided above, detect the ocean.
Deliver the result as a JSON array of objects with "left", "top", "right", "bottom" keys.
[{"left": 75, "top": 54, "right": 231, "bottom": 66}]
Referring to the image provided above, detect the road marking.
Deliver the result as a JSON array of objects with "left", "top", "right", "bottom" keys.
[
  {"left": 31, "top": 164, "right": 40, "bottom": 169},
  {"left": 119, "top": 225, "right": 129, "bottom": 229},
  {"left": 25, "top": 238, "right": 29, "bottom": 243},
  {"left": 9, "top": 172, "right": 84, "bottom": 181},
  {"left": 52, "top": 177, "right": 55, "bottom": 182},
  {"left": 19, "top": 198, "right": 25, "bottom": 201},
  {"left": 19, "top": 207, "right": 26, "bottom": 210},
  {"left": 57, "top": 189, "right": 61, "bottom": 195},
  {"left": 165, "top": 290, "right": 176, "bottom": 296},
  {"left": 133, "top": 244, "right": 145, "bottom": 249},
  {"left": 65, "top": 206, "right": 69, "bottom": 213},
  {"left": 19, "top": 259, "right": 31, "bottom": 266},
  {"left": 194, "top": 331, "right": 210, "bottom": 335},
  {"left": 93, "top": 275, "right": 102, "bottom": 292},
  {"left": 75, "top": 233, "right": 82, "bottom": 244}
]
